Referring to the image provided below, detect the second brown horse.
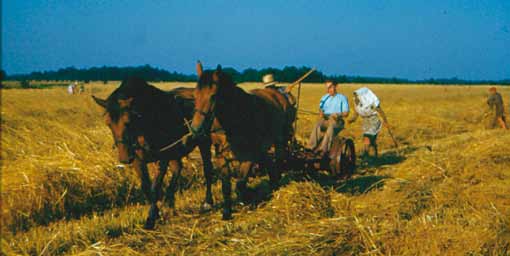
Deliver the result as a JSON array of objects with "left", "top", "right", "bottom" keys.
[{"left": 190, "top": 63, "right": 295, "bottom": 220}]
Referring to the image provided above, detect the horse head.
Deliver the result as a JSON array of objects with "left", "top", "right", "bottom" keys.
[
  {"left": 92, "top": 78, "right": 145, "bottom": 164},
  {"left": 191, "top": 62, "right": 233, "bottom": 138}
]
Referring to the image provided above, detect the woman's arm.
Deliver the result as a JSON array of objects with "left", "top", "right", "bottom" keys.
[
  {"left": 376, "top": 105, "right": 389, "bottom": 125},
  {"left": 347, "top": 109, "right": 359, "bottom": 123}
]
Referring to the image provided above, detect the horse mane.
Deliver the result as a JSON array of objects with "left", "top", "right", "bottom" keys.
[
  {"left": 197, "top": 70, "right": 236, "bottom": 90},
  {"left": 105, "top": 77, "right": 175, "bottom": 119}
]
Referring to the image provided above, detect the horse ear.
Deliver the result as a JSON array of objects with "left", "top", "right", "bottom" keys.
[
  {"left": 213, "top": 71, "right": 220, "bottom": 83},
  {"left": 212, "top": 64, "right": 222, "bottom": 83},
  {"left": 92, "top": 95, "right": 108, "bottom": 108},
  {"left": 196, "top": 60, "right": 203, "bottom": 77}
]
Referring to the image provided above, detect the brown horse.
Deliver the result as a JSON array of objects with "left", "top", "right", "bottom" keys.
[
  {"left": 190, "top": 63, "right": 295, "bottom": 220},
  {"left": 92, "top": 77, "right": 214, "bottom": 229}
]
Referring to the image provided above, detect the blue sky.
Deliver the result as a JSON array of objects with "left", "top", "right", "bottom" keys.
[{"left": 3, "top": 0, "right": 509, "bottom": 80}]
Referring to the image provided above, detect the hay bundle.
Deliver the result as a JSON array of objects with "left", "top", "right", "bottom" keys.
[{"left": 266, "top": 182, "right": 334, "bottom": 222}]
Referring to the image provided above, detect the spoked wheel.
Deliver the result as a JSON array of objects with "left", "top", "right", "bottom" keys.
[
  {"left": 340, "top": 138, "right": 356, "bottom": 179},
  {"left": 328, "top": 137, "right": 356, "bottom": 179}
]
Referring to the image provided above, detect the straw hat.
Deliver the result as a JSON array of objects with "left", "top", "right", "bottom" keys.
[{"left": 262, "top": 74, "right": 277, "bottom": 86}]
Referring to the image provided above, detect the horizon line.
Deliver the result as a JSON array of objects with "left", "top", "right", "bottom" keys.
[{"left": 3, "top": 64, "right": 509, "bottom": 83}]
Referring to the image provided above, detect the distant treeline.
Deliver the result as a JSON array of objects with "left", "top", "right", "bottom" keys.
[{"left": 3, "top": 65, "right": 509, "bottom": 85}]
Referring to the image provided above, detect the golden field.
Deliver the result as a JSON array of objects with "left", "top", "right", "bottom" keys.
[{"left": 1, "top": 82, "right": 510, "bottom": 255}]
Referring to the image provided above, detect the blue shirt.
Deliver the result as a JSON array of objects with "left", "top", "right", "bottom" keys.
[{"left": 319, "top": 93, "right": 349, "bottom": 115}]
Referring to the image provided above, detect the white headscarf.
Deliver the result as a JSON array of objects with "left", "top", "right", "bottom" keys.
[{"left": 354, "top": 87, "right": 379, "bottom": 117}]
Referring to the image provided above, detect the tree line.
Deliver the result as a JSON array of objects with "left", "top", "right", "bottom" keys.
[{"left": 3, "top": 65, "right": 509, "bottom": 85}]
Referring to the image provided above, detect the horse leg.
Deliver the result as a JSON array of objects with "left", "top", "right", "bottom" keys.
[
  {"left": 236, "top": 161, "right": 253, "bottom": 204},
  {"left": 165, "top": 159, "right": 183, "bottom": 212},
  {"left": 198, "top": 141, "right": 214, "bottom": 212},
  {"left": 132, "top": 158, "right": 151, "bottom": 199},
  {"left": 143, "top": 159, "right": 169, "bottom": 230},
  {"left": 362, "top": 137, "right": 370, "bottom": 159},
  {"left": 221, "top": 167, "right": 233, "bottom": 220},
  {"left": 270, "top": 138, "right": 285, "bottom": 190}
]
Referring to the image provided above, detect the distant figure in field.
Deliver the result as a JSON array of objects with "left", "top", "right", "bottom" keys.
[
  {"left": 486, "top": 87, "right": 507, "bottom": 129},
  {"left": 78, "top": 84, "right": 85, "bottom": 94},
  {"left": 262, "top": 74, "right": 296, "bottom": 106},
  {"left": 67, "top": 82, "right": 76, "bottom": 95},
  {"left": 348, "top": 87, "right": 389, "bottom": 159},
  {"left": 308, "top": 81, "right": 349, "bottom": 157}
]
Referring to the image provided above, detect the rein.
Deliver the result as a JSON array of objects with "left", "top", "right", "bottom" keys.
[
  {"left": 158, "top": 119, "right": 193, "bottom": 152},
  {"left": 115, "top": 96, "right": 221, "bottom": 153},
  {"left": 114, "top": 109, "right": 194, "bottom": 153},
  {"left": 159, "top": 107, "right": 223, "bottom": 152}
]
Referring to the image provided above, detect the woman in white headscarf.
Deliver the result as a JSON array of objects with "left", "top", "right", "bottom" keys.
[{"left": 348, "top": 87, "right": 389, "bottom": 159}]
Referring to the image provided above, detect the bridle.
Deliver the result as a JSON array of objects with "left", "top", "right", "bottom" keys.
[
  {"left": 109, "top": 107, "right": 140, "bottom": 149},
  {"left": 191, "top": 106, "right": 216, "bottom": 136}
]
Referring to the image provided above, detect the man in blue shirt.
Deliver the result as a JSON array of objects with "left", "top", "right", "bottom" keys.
[{"left": 308, "top": 81, "right": 349, "bottom": 156}]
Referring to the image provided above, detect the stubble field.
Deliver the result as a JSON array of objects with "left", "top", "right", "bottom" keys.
[{"left": 2, "top": 82, "right": 509, "bottom": 255}]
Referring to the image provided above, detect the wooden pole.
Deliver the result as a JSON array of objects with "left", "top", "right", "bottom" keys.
[
  {"left": 285, "top": 68, "right": 316, "bottom": 93},
  {"left": 292, "top": 83, "right": 301, "bottom": 145},
  {"left": 385, "top": 125, "right": 400, "bottom": 153}
]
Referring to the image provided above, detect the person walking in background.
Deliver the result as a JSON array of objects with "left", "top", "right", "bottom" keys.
[
  {"left": 78, "top": 83, "right": 85, "bottom": 94},
  {"left": 486, "top": 87, "right": 507, "bottom": 129},
  {"left": 308, "top": 81, "right": 349, "bottom": 157},
  {"left": 348, "top": 87, "right": 389, "bottom": 159},
  {"left": 67, "top": 82, "right": 75, "bottom": 95}
]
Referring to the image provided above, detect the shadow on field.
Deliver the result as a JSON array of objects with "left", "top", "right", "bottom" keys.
[
  {"left": 361, "top": 151, "right": 407, "bottom": 169},
  {"left": 275, "top": 165, "right": 389, "bottom": 197},
  {"left": 283, "top": 170, "right": 389, "bottom": 195},
  {"left": 243, "top": 180, "right": 274, "bottom": 206},
  {"left": 181, "top": 147, "right": 415, "bottom": 210},
  {"left": 335, "top": 175, "right": 388, "bottom": 194}
]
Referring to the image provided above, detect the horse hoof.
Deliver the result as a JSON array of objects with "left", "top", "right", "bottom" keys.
[
  {"left": 200, "top": 202, "right": 213, "bottom": 213},
  {"left": 148, "top": 206, "right": 161, "bottom": 220},
  {"left": 143, "top": 219, "right": 156, "bottom": 230},
  {"left": 222, "top": 212, "right": 233, "bottom": 220}
]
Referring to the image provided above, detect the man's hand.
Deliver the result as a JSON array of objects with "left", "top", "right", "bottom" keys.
[{"left": 319, "top": 110, "right": 325, "bottom": 119}]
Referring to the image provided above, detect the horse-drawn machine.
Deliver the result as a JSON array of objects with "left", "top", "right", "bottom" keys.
[
  {"left": 284, "top": 137, "right": 356, "bottom": 179},
  {"left": 93, "top": 65, "right": 357, "bottom": 226},
  {"left": 277, "top": 68, "right": 357, "bottom": 180}
]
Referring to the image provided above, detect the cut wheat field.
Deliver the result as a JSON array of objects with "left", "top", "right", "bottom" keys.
[{"left": 1, "top": 82, "right": 509, "bottom": 255}]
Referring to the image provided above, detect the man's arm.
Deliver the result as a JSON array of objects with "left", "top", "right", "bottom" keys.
[
  {"left": 332, "top": 99, "right": 349, "bottom": 120},
  {"left": 341, "top": 96, "right": 350, "bottom": 118},
  {"left": 487, "top": 95, "right": 495, "bottom": 107}
]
